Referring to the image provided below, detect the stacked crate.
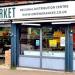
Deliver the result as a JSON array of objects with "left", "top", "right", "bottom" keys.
[{"left": 5, "top": 50, "right": 11, "bottom": 66}]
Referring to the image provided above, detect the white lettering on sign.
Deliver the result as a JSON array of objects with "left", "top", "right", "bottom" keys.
[
  {"left": 0, "top": 1, "right": 75, "bottom": 20},
  {"left": 20, "top": 5, "right": 68, "bottom": 16}
]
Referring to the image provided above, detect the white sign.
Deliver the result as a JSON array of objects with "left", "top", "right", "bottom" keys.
[
  {"left": 0, "top": 1, "right": 75, "bottom": 19},
  {"left": 60, "top": 37, "right": 65, "bottom": 46}
]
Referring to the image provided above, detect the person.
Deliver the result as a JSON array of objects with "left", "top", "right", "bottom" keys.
[{"left": 0, "top": 39, "right": 4, "bottom": 54}]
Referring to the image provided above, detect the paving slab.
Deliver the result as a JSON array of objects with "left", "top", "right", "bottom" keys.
[{"left": 0, "top": 68, "right": 75, "bottom": 75}]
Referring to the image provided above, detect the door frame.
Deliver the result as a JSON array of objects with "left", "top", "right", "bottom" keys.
[{"left": 11, "top": 23, "right": 73, "bottom": 72}]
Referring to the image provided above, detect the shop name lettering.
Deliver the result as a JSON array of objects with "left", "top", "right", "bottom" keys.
[
  {"left": 20, "top": 5, "right": 68, "bottom": 16},
  {"left": 0, "top": 7, "right": 15, "bottom": 18}
]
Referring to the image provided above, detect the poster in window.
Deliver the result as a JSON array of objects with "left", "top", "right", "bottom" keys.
[
  {"left": 36, "top": 40, "right": 40, "bottom": 46},
  {"left": 60, "top": 37, "right": 65, "bottom": 46},
  {"left": 49, "top": 40, "right": 57, "bottom": 47}
]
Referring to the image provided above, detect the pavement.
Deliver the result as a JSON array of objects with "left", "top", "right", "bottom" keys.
[{"left": 0, "top": 68, "right": 75, "bottom": 75}]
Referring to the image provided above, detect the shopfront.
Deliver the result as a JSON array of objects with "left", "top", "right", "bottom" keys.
[
  {"left": 13, "top": 21, "right": 73, "bottom": 72},
  {"left": 0, "top": 23, "right": 11, "bottom": 66},
  {"left": 19, "top": 23, "right": 66, "bottom": 71},
  {"left": 1, "top": 1, "right": 75, "bottom": 72}
]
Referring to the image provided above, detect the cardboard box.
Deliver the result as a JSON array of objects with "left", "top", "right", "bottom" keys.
[{"left": 5, "top": 50, "right": 11, "bottom": 66}]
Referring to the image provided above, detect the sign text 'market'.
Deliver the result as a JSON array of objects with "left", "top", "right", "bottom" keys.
[{"left": 0, "top": 7, "right": 15, "bottom": 19}]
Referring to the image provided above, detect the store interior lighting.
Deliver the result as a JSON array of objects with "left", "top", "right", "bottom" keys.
[
  {"left": 52, "top": 21, "right": 75, "bottom": 24},
  {"left": 22, "top": 23, "right": 40, "bottom": 26}
]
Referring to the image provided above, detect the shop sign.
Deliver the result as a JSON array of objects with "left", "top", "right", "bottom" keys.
[
  {"left": 0, "top": 7, "right": 15, "bottom": 19},
  {"left": 0, "top": 1, "right": 75, "bottom": 20},
  {"left": 60, "top": 37, "right": 65, "bottom": 46}
]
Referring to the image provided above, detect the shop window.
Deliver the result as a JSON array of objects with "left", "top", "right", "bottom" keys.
[
  {"left": 72, "top": 26, "right": 75, "bottom": 51},
  {"left": 0, "top": 27, "right": 11, "bottom": 54},
  {"left": 42, "top": 26, "right": 65, "bottom": 57},
  {"left": 20, "top": 26, "right": 40, "bottom": 56},
  {"left": 20, "top": 25, "right": 65, "bottom": 57}
]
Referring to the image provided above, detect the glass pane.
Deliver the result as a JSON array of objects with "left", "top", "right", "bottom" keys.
[
  {"left": 0, "top": 27, "right": 11, "bottom": 52},
  {"left": 42, "top": 26, "right": 65, "bottom": 57},
  {"left": 72, "top": 25, "right": 75, "bottom": 57},
  {"left": 0, "top": 27, "right": 11, "bottom": 65},
  {"left": 20, "top": 26, "right": 40, "bottom": 56}
]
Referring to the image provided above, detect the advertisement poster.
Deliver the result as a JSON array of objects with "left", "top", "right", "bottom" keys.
[
  {"left": 60, "top": 37, "right": 65, "bottom": 46},
  {"left": 36, "top": 40, "right": 40, "bottom": 46},
  {"left": 49, "top": 40, "right": 57, "bottom": 47}
]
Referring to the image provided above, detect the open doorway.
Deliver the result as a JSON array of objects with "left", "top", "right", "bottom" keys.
[{"left": 0, "top": 27, "right": 11, "bottom": 66}]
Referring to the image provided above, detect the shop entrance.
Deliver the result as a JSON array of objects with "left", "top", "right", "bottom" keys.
[
  {"left": 19, "top": 22, "right": 66, "bottom": 70},
  {"left": 0, "top": 25, "right": 11, "bottom": 66}
]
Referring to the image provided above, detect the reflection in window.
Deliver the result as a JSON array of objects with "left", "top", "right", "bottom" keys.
[
  {"left": 72, "top": 26, "right": 75, "bottom": 52},
  {"left": 72, "top": 25, "right": 75, "bottom": 57},
  {"left": 20, "top": 26, "right": 65, "bottom": 57},
  {"left": 20, "top": 26, "right": 40, "bottom": 56},
  {"left": 0, "top": 27, "right": 11, "bottom": 54},
  {"left": 42, "top": 26, "right": 65, "bottom": 57}
]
